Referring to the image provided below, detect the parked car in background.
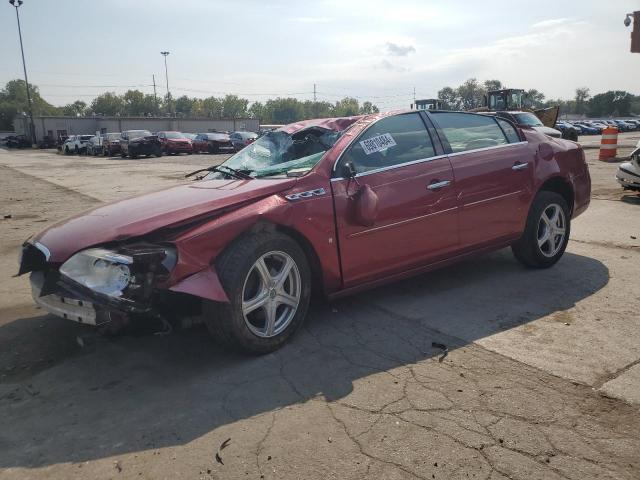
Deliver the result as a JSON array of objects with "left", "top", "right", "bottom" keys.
[
  {"left": 86, "top": 136, "right": 103, "bottom": 155},
  {"left": 4, "top": 134, "right": 32, "bottom": 148},
  {"left": 62, "top": 135, "right": 93, "bottom": 155},
  {"left": 192, "top": 132, "right": 234, "bottom": 153},
  {"left": 156, "top": 131, "right": 193, "bottom": 155},
  {"left": 555, "top": 121, "right": 580, "bottom": 140},
  {"left": 573, "top": 123, "right": 599, "bottom": 135},
  {"left": 230, "top": 131, "right": 258, "bottom": 151},
  {"left": 102, "top": 132, "right": 122, "bottom": 156},
  {"left": 491, "top": 111, "right": 562, "bottom": 138},
  {"left": 20, "top": 110, "right": 591, "bottom": 354},
  {"left": 120, "top": 130, "right": 162, "bottom": 159},
  {"left": 614, "top": 120, "right": 636, "bottom": 132},
  {"left": 616, "top": 140, "right": 640, "bottom": 191}
]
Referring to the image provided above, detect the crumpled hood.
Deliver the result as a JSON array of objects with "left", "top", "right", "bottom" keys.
[{"left": 34, "top": 177, "right": 297, "bottom": 263}]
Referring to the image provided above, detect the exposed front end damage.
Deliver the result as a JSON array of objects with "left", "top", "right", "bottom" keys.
[{"left": 18, "top": 239, "right": 209, "bottom": 332}]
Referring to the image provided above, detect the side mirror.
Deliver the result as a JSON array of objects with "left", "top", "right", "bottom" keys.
[
  {"left": 352, "top": 184, "right": 379, "bottom": 227},
  {"left": 342, "top": 161, "right": 357, "bottom": 179}
]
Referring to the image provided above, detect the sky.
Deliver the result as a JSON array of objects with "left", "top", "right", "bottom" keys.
[{"left": 1, "top": 0, "right": 638, "bottom": 110}]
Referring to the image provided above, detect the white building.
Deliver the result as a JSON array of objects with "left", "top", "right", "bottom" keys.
[{"left": 13, "top": 115, "right": 260, "bottom": 141}]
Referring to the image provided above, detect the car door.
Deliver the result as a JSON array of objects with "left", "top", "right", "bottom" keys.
[
  {"left": 331, "top": 112, "right": 458, "bottom": 287},
  {"left": 428, "top": 112, "right": 535, "bottom": 250}
]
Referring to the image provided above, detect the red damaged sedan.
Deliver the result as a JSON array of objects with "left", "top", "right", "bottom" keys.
[
  {"left": 157, "top": 131, "right": 193, "bottom": 155},
  {"left": 18, "top": 110, "right": 590, "bottom": 354}
]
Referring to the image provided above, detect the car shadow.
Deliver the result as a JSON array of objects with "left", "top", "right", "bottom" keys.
[
  {"left": 0, "top": 249, "right": 609, "bottom": 468},
  {"left": 620, "top": 193, "right": 640, "bottom": 205}
]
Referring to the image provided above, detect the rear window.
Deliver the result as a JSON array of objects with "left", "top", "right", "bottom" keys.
[
  {"left": 207, "top": 133, "right": 230, "bottom": 141},
  {"left": 127, "top": 130, "right": 151, "bottom": 139},
  {"left": 431, "top": 112, "right": 508, "bottom": 153},
  {"left": 164, "top": 132, "right": 184, "bottom": 139},
  {"left": 79, "top": 135, "right": 94, "bottom": 141}
]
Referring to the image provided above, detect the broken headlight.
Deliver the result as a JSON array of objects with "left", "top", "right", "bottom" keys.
[
  {"left": 59, "top": 245, "right": 177, "bottom": 299},
  {"left": 59, "top": 248, "right": 133, "bottom": 297}
]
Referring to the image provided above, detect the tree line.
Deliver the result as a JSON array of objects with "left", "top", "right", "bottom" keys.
[
  {"left": 0, "top": 79, "right": 379, "bottom": 130},
  {"left": 437, "top": 78, "right": 640, "bottom": 117},
  {"left": 2, "top": 77, "right": 639, "bottom": 132}
]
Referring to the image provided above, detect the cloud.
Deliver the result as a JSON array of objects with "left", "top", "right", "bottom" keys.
[
  {"left": 376, "top": 60, "right": 410, "bottom": 73},
  {"left": 288, "top": 16, "right": 333, "bottom": 23},
  {"left": 531, "top": 18, "right": 572, "bottom": 29},
  {"left": 385, "top": 42, "right": 416, "bottom": 57}
]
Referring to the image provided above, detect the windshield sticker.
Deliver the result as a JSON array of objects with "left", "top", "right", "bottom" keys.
[{"left": 360, "top": 133, "right": 397, "bottom": 155}]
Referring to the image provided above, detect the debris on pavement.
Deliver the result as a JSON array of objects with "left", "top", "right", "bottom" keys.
[
  {"left": 432, "top": 342, "right": 449, "bottom": 362},
  {"left": 3, "top": 214, "right": 11, "bottom": 219},
  {"left": 215, "top": 438, "right": 231, "bottom": 465}
]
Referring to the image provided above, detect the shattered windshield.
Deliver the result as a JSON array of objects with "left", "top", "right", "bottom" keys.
[{"left": 206, "top": 127, "right": 341, "bottom": 179}]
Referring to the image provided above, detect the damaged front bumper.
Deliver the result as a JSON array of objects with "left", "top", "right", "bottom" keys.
[
  {"left": 31, "top": 271, "right": 106, "bottom": 325},
  {"left": 616, "top": 161, "right": 640, "bottom": 191}
]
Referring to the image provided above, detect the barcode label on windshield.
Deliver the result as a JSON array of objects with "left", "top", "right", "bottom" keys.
[{"left": 360, "top": 133, "right": 396, "bottom": 155}]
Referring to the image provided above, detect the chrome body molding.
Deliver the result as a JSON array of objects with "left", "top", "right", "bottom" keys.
[
  {"left": 285, "top": 188, "right": 326, "bottom": 201},
  {"left": 34, "top": 241, "right": 51, "bottom": 261}
]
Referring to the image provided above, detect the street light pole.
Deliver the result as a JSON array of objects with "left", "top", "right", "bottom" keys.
[
  {"left": 9, "top": 0, "right": 36, "bottom": 146},
  {"left": 160, "top": 51, "right": 171, "bottom": 115}
]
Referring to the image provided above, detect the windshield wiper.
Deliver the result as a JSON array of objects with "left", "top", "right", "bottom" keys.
[{"left": 185, "top": 165, "right": 252, "bottom": 180}]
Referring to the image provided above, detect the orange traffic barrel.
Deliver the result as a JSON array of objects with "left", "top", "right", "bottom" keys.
[{"left": 599, "top": 126, "right": 618, "bottom": 160}]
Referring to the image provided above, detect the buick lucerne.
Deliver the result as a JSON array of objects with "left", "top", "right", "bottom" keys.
[{"left": 18, "top": 110, "right": 591, "bottom": 353}]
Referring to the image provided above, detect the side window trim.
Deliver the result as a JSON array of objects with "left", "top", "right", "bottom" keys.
[
  {"left": 331, "top": 112, "right": 439, "bottom": 178},
  {"left": 495, "top": 116, "right": 523, "bottom": 142}
]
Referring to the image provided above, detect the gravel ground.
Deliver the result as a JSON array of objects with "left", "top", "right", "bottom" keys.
[{"left": 0, "top": 135, "right": 639, "bottom": 479}]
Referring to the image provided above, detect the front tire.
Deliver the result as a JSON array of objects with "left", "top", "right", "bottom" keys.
[
  {"left": 512, "top": 191, "right": 570, "bottom": 268},
  {"left": 203, "top": 232, "right": 311, "bottom": 354}
]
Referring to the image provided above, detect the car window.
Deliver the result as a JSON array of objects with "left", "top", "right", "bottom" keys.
[
  {"left": 431, "top": 112, "right": 508, "bottom": 153},
  {"left": 338, "top": 113, "right": 435, "bottom": 175},
  {"left": 513, "top": 112, "right": 543, "bottom": 127},
  {"left": 496, "top": 118, "right": 521, "bottom": 143}
]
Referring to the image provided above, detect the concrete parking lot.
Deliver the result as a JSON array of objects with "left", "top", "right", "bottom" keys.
[{"left": 1, "top": 134, "right": 639, "bottom": 479}]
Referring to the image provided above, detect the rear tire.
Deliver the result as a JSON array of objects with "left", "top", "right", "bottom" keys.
[
  {"left": 154, "top": 146, "right": 163, "bottom": 158},
  {"left": 511, "top": 191, "right": 570, "bottom": 268},
  {"left": 203, "top": 232, "right": 311, "bottom": 354}
]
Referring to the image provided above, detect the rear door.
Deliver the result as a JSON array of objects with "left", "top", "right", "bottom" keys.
[
  {"left": 428, "top": 112, "right": 535, "bottom": 250},
  {"left": 331, "top": 112, "right": 458, "bottom": 287}
]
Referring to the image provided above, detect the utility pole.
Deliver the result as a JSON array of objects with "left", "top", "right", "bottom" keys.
[
  {"left": 160, "top": 51, "right": 171, "bottom": 115},
  {"left": 313, "top": 83, "right": 317, "bottom": 102},
  {"left": 624, "top": 11, "right": 640, "bottom": 53},
  {"left": 152, "top": 74, "right": 158, "bottom": 111},
  {"left": 9, "top": 0, "right": 36, "bottom": 146}
]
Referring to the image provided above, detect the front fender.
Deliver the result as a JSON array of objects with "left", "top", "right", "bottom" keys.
[
  {"left": 166, "top": 176, "right": 342, "bottom": 298},
  {"left": 168, "top": 266, "right": 229, "bottom": 302}
]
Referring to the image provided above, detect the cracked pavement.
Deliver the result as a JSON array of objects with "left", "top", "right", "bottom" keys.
[{"left": 0, "top": 137, "right": 639, "bottom": 479}]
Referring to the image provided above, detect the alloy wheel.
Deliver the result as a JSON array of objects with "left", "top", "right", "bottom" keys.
[
  {"left": 537, "top": 203, "right": 566, "bottom": 257},
  {"left": 241, "top": 251, "right": 301, "bottom": 338}
]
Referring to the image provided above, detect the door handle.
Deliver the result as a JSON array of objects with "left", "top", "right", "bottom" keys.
[
  {"left": 512, "top": 162, "right": 528, "bottom": 171},
  {"left": 427, "top": 180, "right": 451, "bottom": 190}
]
